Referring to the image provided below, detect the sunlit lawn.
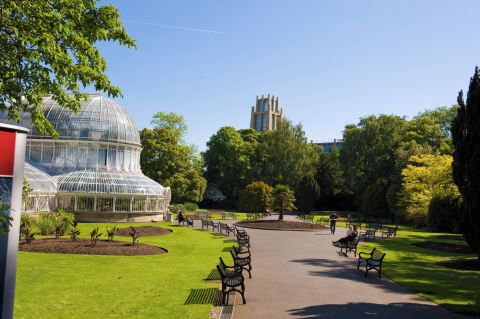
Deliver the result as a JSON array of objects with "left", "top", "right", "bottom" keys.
[
  {"left": 357, "top": 228, "right": 479, "bottom": 315},
  {"left": 14, "top": 222, "right": 236, "bottom": 319}
]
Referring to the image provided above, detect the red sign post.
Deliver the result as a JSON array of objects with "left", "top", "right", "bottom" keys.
[{"left": 0, "top": 123, "right": 28, "bottom": 319}]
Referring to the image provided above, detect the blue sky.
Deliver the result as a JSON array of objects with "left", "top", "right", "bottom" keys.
[{"left": 98, "top": 0, "right": 480, "bottom": 150}]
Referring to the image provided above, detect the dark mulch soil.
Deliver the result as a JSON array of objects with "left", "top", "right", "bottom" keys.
[
  {"left": 19, "top": 238, "right": 167, "bottom": 256},
  {"left": 431, "top": 235, "right": 464, "bottom": 241},
  {"left": 235, "top": 220, "right": 328, "bottom": 230},
  {"left": 412, "top": 241, "right": 474, "bottom": 254},
  {"left": 436, "top": 259, "right": 480, "bottom": 271},
  {"left": 116, "top": 226, "right": 172, "bottom": 237}
]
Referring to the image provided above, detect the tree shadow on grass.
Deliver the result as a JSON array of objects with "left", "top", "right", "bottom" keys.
[
  {"left": 287, "top": 302, "right": 460, "bottom": 318},
  {"left": 184, "top": 288, "right": 221, "bottom": 305}
]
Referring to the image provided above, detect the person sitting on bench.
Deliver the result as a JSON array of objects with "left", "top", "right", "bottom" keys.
[
  {"left": 332, "top": 225, "right": 358, "bottom": 246},
  {"left": 177, "top": 210, "right": 185, "bottom": 224}
]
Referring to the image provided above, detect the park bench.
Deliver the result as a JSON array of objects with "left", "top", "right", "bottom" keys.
[
  {"left": 231, "top": 247, "right": 252, "bottom": 278},
  {"left": 201, "top": 219, "right": 209, "bottom": 230},
  {"left": 217, "top": 259, "right": 246, "bottom": 305},
  {"left": 180, "top": 217, "right": 193, "bottom": 227},
  {"left": 246, "top": 213, "right": 256, "bottom": 220},
  {"left": 236, "top": 232, "right": 250, "bottom": 249},
  {"left": 219, "top": 222, "right": 235, "bottom": 236},
  {"left": 381, "top": 225, "right": 398, "bottom": 238},
  {"left": 357, "top": 248, "right": 386, "bottom": 278},
  {"left": 195, "top": 211, "right": 211, "bottom": 220},
  {"left": 232, "top": 244, "right": 250, "bottom": 256},
  {"left": 201, "top": 219, "right": 219, "bottom": 231},
  {"left": 360, "top": 223, "right": 382, "bottom": 240},
  {"left": 339, "top": 237, "right": 360, "bottom": 257},
  {"left": 221, "top": 212, "right": 237, "bottom": 220},
  {"left": 207, "top": 220, "right": 219, "bottom": 232}
]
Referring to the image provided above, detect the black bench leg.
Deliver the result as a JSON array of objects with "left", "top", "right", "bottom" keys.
[
  {"left": 222, "top": 285, "right": 227, "bottom": 305},
  {"left": 378, "top": 266, "right": 382, "bottom": 278},
  {"left": 365, "top": 266, "right": 369, "bottom": 277},
  {"left": 240, "top": 284, "right": 246, "bottom": 304}
]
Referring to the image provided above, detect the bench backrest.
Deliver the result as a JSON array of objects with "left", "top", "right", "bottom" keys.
[
  {"left": 196, "top": 212, "right": 209, "bottom": 218},
  {"left": 371, "top": 249, "right": 386, "bottom": 261},
  {"left": 223, "top": 212, "right": 234, "bottom": 217},
  {"left": 216, "top": 262, "right": 227, "bottom": 279}
]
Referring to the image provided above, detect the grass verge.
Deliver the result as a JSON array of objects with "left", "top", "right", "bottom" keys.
[
  {"left": 14, "top": 222, "right": 236, "bottom": 319},
  {"left": 357, "top": 228, "right": 479, "bottom": 316}
]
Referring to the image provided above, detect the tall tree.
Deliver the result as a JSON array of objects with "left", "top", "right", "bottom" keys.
[
  {"left": 452, "top": 66, "right": 480, "bottom": 259},
  {"left": 203, "top": 127, "right": 252, "bottom": 207},
  {"left": 140, "top": 127, "right": 206, "bottom": 204},
  {"left": 257, "top": 120, "right": 318, "bottom": 189},
  {"left": 0, "top": 0, "right": 135, "bottom": 136}
]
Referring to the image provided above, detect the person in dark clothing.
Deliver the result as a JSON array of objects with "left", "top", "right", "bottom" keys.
[
  {"left": 329, "top": 211, "right": 338, "bottom": 234},
  {"left": 177, "top": 210, "right": 185, "bottom": 224}
]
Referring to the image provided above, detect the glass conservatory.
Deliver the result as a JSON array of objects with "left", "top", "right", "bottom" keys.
[{"left": 0, "top": 94, "right": 171, "bottom": 222}]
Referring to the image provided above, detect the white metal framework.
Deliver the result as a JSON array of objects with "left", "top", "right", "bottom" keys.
[{"left": 0, "top": 94, "right": 170, "bottom": 216}]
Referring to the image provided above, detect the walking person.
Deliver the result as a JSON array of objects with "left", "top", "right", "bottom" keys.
[{"left": 329, "top": 211, "right": 338, "bottom": 234}]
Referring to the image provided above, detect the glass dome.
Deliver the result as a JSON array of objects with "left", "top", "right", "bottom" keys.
[
  {"left": 1, "top": 94, "right": 141, "bottom": 146},
  {"left": 0, "top": 94, "right": 171, "bottom": 219}
]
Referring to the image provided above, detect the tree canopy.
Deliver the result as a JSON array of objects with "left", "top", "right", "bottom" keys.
[
  {"left": 140, "top": 113, "right": 206, "bottom": 204},
  {"left": 0, "top": 0, "right": 135, "bottom": 136}
]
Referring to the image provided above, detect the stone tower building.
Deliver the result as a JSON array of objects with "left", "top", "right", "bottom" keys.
[{"left": 250, "top": 94, "right": 283, "bottom": 132}]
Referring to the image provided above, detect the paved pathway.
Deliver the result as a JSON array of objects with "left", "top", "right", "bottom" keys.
[{"left": 228, "top": 213, "right": 463, "bottom": 319}]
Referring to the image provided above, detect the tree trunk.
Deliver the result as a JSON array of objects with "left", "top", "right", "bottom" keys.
[{"left": 279, "top": 209, "right": 284, "bottom": 221}]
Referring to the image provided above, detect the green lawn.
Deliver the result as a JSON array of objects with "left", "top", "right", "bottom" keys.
[
  {"left": 356, "top": 228, "right": 479, "bottom": 315},
  {"left": 14, "top": 222, "right": 236, "bottom": 319}
]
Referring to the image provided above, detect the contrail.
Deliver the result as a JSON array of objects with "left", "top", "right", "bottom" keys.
[{"left": 123, "top": 19, "right": 225, "bottom": 35}]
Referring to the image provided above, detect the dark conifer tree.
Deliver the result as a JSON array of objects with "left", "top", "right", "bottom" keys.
[{"left": 451, "top": 66, "right": 480, "bottom": 259}]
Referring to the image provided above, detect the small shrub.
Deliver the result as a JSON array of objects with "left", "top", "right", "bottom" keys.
[
  {"left": 90, "top": 227, "right": 102, "bottom": 248},
  {"left": 238, "top": 181, "right": 273, "bottom": 214},
  {"left": 183, "top": 202, "right": 198, "bottom": 211},
  {"left": 37, "top": 213, "right": 55, "bottom": 235},
  {"left": 55, "top": 209, "right": 75, "bottom": 235},
  {"left": 106, "top": 226, "right": 118, "bottom": 241},
  {"left": 69, "top": 221, "right": 80, "bottom": 241},
  {"left": 19, "top": 213, "right": 36, "bottom": 243},
  {"left": 129, "top": 226, "right": 139, "bottom": 246},
  {"left": 20, "top": 224, "right": 35, "bottom": 243}
]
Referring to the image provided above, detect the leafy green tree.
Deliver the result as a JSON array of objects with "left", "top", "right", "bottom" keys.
[
  {"left": 140, "top": 126, "right": 206, "bottom": 204},
  {"left": 315, "top": 147, "right": 349, "bottom": 209},
  {"left": 203, "top": 127, "right": 252, "bottom": 207},
  {"left": 296, "top": 173, "right": 320, "bottom": 214},
  {"left": 341, "top": 115, "right": 408, "bottom": 210},
  {"left": 238, "top": 181, "right": 272, "bottom": 213},
  {"left": 151, "top": 112, "right": 188, "bottom": 142},
  {"left": 271, "top": 184, "right": 296, "bottom": 221},
  {"left": 452, "top": 66, "right": 480, "bottom": 259},
  {"left": 0, "top": 0, "right": 135, "bottom": 136},
  {"left": 398, "top": 154, "right": 459, "bottom": 226},
  {"left": 361, "top": 178, "right": 389, "bottom": 220},
  {"left": 257, "top": 120, "right": 318, "bottom": 189},
  {"left": 165, "top": 170, "right": 207, "bottom": 203},
  {"left": 150, "top": 111, "right": 202, "bottom": 172}
]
